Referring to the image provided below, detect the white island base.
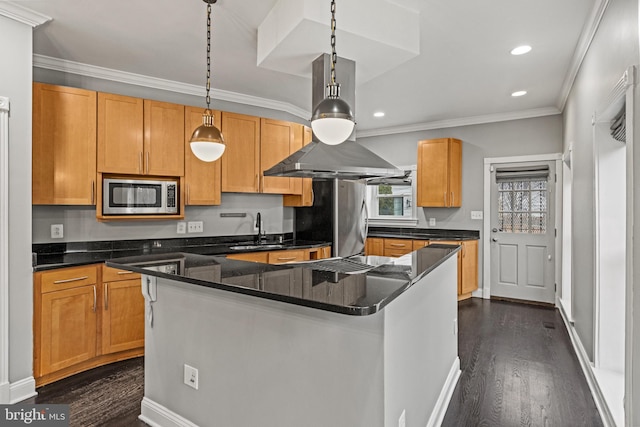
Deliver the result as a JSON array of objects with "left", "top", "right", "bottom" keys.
[{"left": 139, "top": 255, "right": 460, "bottom": 427}]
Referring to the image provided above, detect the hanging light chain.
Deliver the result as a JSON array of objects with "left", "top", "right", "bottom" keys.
[
  {"left": 205, "top": 2, "right": 212, "bottom": 109},
  {"left": 330, "top": 0, "right": 337, "bottom": 85}
]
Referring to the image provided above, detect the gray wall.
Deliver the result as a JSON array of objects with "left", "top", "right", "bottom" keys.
[
  {"left": 31, "top": 68, "right": 306, "bottom": 243},
  {"left": 358, "top": 115, "right": 564, "bottom": 291},
  {"left": 562, "top": 0, "right": 638, "bottom": 365},
  {"left": 0, "top": 15, "right": 34, "bottom": 386}
]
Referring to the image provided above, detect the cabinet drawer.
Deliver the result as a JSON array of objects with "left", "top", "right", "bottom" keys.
[
  {"left": 412, "top": 240, "right": 430, "bottom": 250},
  {"left": 40, "top": 265, "right": 98, "bottom": 293},
  {"left": 268, "top": 249, "right": 306, "bottom": 264},
  {"left": 102, "top": 265, "right": 141, "bottom": 282},
  {"left": 384, "top": 239, "right": 412, "bottom": 250}
]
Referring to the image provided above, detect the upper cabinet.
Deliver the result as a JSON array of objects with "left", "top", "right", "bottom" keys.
[
  {"left": 184, "top": 106, "right": 222, "bottom": 205},
  {"left": 417, "top": 138, "right": 462, "bottom": 207},
  {"left": 97, "top": 93, "right": 144, "bottom": 175},
  {"left": 221, "top": 112, "right": 261, "bottom": 193},
  {"left": 260, "top": 118, "right": 303, "bottom": 194},
  {"left": 97, "top": 94, "right": 184, "bottom": 176},
  {"left": 33, "top": 83, "right": 97, "bottom": 205},
  {"left": 283, "top": 126, "right": 314, "bottom": 206}
]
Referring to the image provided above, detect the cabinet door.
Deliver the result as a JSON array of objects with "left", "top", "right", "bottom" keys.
[
  {"left": 262, "top": 269, "right": 297, "bottom": 296},
  {"left": 184, "top": 106, "right": 222, "bottom": 205},
  {"left": 39, "top": 285, "right": 97, "bottom": 375},
  {"left": 33, "top": 83, "right": 97, "bottom": 205},
  {"left": 365, "top": 238, "right": 384, "bottom": 256},
  {"left": 448, "top": 138, "right": 462, "bottom": 207},
  {"left": 97, "top": 93, "right": 144, "bottom": 174},
  {"left": 412, "top": 240, "right": 430, "bottom": 250},
  {"left": 101, "top": 279, "right": 145, "bottom": 354},
  {"left": 144, "top": 100, "right": 185, "bottom": 176},
  {"left": 267, "top": 249, "right": 306, "bottom": 264},
  {"left": 460, "top": 240, "right": 478, "bottom": 295},
  {"left": 261, "top": 119, "right": 302, "bottom": 194},
  {"left": 221, "top": 112, "right": 261, "bottom": 193},
  {"left": 417, "top": 139, "right": 450, "bottom": 207},
  {"left": 283, "top": 126, "right": 314, "bottom": 206}
]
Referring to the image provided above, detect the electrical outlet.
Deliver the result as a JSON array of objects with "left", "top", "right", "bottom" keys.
[
  {"left": 187, "top": 221, "right": 204, "bottom": 233},
  {"left": 398, "top": 409, "right": 406, "bottom": 427},
  {"left": 51, "top": 224, "right": 64, "bottom": 239},
  {"left": 176, "top": 221, "right": 186, "bottom": 234},
  {"left": 471, "top": 210, "right": 483, "bottom": 220},
  {"left": 428, "top": 218, "right": 436, "bottom": 227},
  {"left": 184, "top": 364, "right": 199, "bottom": 390}
]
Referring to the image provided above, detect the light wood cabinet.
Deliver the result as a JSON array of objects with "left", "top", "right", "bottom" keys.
[
  {"left": 225, "top": 246, "right": 331, "bottom": 264},
  {"left": 34, "top": 264, "right": 144, "bottom": 386},
  {"left": 144, "top": 100, "right": 185, "bottom": 176},
  {"left": 437, "top": 240, "right": 478, "bottom": 300},
  {"left": 365, "top": 238, "right": 385, "bottom": 256},
  {"left": 284, "top": 126, "right": 314, "bottom": 206},
  {"left": 260, "top": 118, "right": 303, "bottom": 194},
  {"left": 184, "top": 106, "right": 222, "bottom": 205},
  {"left": 97, "top": 94, "right": 184, "bottom": 176},
  {"left": 221, "top": 112, "right": 261, "bottom": 193},
  {"left": 33, "top": 83, "right": 97, "bottom": 205},
  {"left": 412, "top": 240, "right": 430, "bottom": 250},
  {"left": 101, "top": 266, "right": 144, "bottom": 354},
  {"left": 97, "top": 93, "right": 144, "bottom": 174},
  {"left": 383, "top": 238, "right": 414, "bottom": 257},
  {"left": 417, "top": 138, "right": 462, "bottom": 207}
]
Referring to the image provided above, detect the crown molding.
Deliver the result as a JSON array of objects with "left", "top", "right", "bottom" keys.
[
  {"left": 556, "top": 0, "right": 610, "bottom": 111},
  {"left": 32, "top": 54, "right": 310, "bottom": 120},
  {"left": 356, "top": 107, "right": 561, "bottom": 138},
  {"left": 0, "top": 2, "right": 50, "bottom": 27}
]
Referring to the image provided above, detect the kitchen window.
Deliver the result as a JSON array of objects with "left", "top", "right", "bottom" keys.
[
  {"left": 495, "top": 165, "right": 549, "bottom": 234},
  {"left": 366, "top": 167, "right": 418, "bottom": 226}
]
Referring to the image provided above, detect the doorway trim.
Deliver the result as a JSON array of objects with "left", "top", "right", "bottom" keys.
[
  {"left": 0, "top": 96, "right": 9, "bottom": 403},
  {"left": 482, "top": 153, "right": 562, "bottom": 300}
]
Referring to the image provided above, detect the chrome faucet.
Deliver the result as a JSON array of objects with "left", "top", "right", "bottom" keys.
[{"left": 255, "top": 212, "right": 265, "bottom": 244}]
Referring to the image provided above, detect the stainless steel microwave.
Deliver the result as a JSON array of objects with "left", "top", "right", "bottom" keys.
[{"left": 103, "top": 178, "right": 178, "bottom": 215}]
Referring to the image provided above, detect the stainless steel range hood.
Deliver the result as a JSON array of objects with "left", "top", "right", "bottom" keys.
[{"left": 263, "top": 54, "right": 403, "bottom": 180}]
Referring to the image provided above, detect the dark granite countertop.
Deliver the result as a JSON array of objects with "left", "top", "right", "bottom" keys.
[
  {"left": 367, "top": 226, "right": 479, "bottom": 241},
  {"left": 106, "top": 244, "right": 460, "bottom": 316},
  {"left": 32, "top": 234, "right": 330, "bottom": 271}
]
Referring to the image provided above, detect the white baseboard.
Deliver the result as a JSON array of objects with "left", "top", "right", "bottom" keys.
[
  {"left": 9, "top": 376, "right": 36, "bottom": 404},
  {"left": 426, "top": 357, "right": 461, "bottom": 427},
  {"left": 139, "top": 397, "right": 199, "bottom": 427},
  {"left": 557, "top": 302, "right": 615, "bottom": 427}
]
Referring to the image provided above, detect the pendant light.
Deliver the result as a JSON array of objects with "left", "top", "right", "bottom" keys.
[
  {"left": 189, "top": 0, "right": 225, "bottom": 162},
  {"left": 310, "top": 0, "right": 355, "bottom": 145}
]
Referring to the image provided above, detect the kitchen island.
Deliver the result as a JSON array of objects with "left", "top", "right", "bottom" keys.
[{"left": 107, "top": 245, "right": 461, "bottom": 427}]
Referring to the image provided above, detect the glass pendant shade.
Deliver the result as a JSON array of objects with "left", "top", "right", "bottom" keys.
[
  {"left": 189, "top": 113, "right": 225, "bottom": 162},
  {"left": 311, "top": 96, "right": 355, "bottom": 145}
]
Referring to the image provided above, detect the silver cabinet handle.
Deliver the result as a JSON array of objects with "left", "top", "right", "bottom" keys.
[
  {"left": 117, "top": 271, "right": 136, "bottom": 275},
  {"left": 104, "top": 283, "right": 109, "bottom": 310},
  {"left": 390, "top": 243, "right": 407, "bottom": 247},
  {"left": 146, "top": 151, "right": 150, "bottom": 174},
  {"left": 276, "top": 256, "right": 297, "bottom": 261},
  {"left": 444, "top": 192, "right": 447, "bottom": 205},
  {"left": 92, "top": 285, "right": 97, "bottom": 312},
  {"left": 139, "top": 152, "right": 143, "bottom": 174},
  {"left": 53, "top": 276, "right": 88, "bottom": 284}
]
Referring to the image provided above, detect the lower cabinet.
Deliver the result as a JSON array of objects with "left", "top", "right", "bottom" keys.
[
  {"left": 365, "top": 237, "right": 479, "bottom": 300},
  {"left": 226, "top": 246, "right": 331, "bottom": 264},
  {"left": 34, "top": 264, "right": 144, "bottom": 386}
]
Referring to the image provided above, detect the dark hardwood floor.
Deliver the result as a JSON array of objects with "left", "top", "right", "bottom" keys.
[
  {"left": 24, "top": 299, "right": 602, "bottom": 426},
  {"left": 442, "top": 298, "right": 603, "bottom": 427}
]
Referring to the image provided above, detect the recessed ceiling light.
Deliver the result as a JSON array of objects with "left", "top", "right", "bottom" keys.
[
  {"left": 373, "top": 111, "right": 385, "bottom": 118},
  {"left": 511, "top": 90, "right": 527, "bottom": 97},
  {"left": 511, "top": 45, "right": 532, "bottom": 55}
]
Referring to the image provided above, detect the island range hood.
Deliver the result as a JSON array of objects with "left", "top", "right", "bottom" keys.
[{"left": 263, "top": 54, "right": 403, "bottom": 180}]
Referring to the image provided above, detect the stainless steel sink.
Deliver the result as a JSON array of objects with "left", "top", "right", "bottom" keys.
[{"left": 229, "top": 244, "right": 285, "bottom": 251}]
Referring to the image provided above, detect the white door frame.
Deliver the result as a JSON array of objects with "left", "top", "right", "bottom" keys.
[
  {"left": 482, "top": 153, "right": 563, "bottom": 300},
  {"left": 0, "top": 96, "right": 9, "bottom": 403}
]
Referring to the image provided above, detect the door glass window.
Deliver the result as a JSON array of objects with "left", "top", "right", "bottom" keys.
[{"left": 497, "top": 179, "right": 547, "bottom": 233}]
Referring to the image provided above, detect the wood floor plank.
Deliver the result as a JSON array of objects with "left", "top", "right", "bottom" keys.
[{"left": 442, "top": 298, "right": 604, "bottom": 427}]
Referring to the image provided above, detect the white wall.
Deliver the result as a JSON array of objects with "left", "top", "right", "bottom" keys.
[
  {"left": 0, "top": 14, "right": 35, "bottom": 394},
  {"left": 358, "top": 115, "right": 563, "bottom": 292}
]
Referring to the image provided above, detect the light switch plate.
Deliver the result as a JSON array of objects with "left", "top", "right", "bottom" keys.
[
  {"left": 471, "top": 211, "right": 483, "bottom": 220},
  {"left": 177, "top": 222, "right": 186, "bottom": 234},
  {"left": 428, "top": 218, "right": 436, "bottom": 227}
]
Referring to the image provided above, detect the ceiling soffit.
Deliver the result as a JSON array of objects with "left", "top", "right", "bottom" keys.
[{"left": 257, "top": 0, "right": 419, "bottom": 83}]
